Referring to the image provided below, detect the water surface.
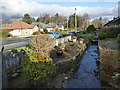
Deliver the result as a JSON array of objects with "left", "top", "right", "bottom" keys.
[{"left": 64, "top": 45, "right": 101, "bottom": 88}]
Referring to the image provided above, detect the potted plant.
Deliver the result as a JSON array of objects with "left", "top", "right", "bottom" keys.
[
  {"left": 56, "top": 49, "right": 63, "bottom": 56},
  {"left": 60, "top": 43, "right": 66, "bottom": 51},
  {"left": 73, "top": 36, "right": 77, "bottom": 42},
  {"left": 79, "top": 38, "right": 84, "bottom": 44}
]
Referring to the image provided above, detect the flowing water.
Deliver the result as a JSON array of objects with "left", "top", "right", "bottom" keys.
[{"left": 64, "top": 45, "right": 101, "bottom": 88}]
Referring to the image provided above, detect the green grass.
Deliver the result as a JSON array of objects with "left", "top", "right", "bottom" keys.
[
  {"left": 4, "top": 46, "right": 27, "bottom": 53},
  {"left": 0, "top": 32, "right": 9, "bottom": 38},
  {"left": 80, "top": 34, "right": 93, "bottom": 38}
]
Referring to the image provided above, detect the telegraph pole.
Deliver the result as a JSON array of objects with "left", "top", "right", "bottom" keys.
[
  {"left": 75, "top": 8, "right": 77, "bottom": 33},
  {"left": 67, "top": 17, "right": 68, "bottom": 34}
]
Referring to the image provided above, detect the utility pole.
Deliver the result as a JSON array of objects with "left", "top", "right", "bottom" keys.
[
  {"left": 75, "top": 8, "right": 77, "bottom": 33},
  {"left": 67, "top": 16, "right": 68, "bottom": 34}
]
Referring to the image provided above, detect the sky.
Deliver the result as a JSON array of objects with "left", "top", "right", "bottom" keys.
[{"left": 0, "top": 0, "right": 120, "bottom": 21}]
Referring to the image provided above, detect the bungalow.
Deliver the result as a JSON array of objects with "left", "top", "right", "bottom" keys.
[
  {"left": 103, "top": 16, "right": 120, "bottom": 28},
  {"left": 31, "top": 22, "right": 55, "bottom": 32},
  {"left": 57, "top": 25, "right": 64, "bottom": 30},
  {"left": 1, "top": 21, "right": 38, "bottom": 37}
]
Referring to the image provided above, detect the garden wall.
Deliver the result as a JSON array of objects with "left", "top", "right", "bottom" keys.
[{"left": 55, "top": 41, "right": 90, "bottom": 74}]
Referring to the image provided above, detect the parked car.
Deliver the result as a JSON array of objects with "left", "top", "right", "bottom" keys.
[
  {"left": 76, "top": 29, "right": 81, "bottom": 33},
  {"left": 48, "top": 32, "right": 60, "bottom": 38}
]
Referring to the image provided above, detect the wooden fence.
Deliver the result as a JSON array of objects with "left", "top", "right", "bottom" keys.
[
  {"left": 1, "top": 35, "right": 72, "bottom": 88},
  {"left": 1, "top": 47, "right": 25, "bottom": 88}
]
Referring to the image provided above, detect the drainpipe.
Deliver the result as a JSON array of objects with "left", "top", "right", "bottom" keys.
[
  {"left": 38, "top": 23, "right": 40, "bottom": 32},
  {"left": 20, "top": 20, "right": 22, "bottom": 36}
]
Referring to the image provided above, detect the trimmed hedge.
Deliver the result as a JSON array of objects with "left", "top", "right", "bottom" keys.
[
  {"left": 43, "top": 28, "right": 48, "bottom": 34},
  {"left": 98, "top": 32, "right": 107, "bottom": 40},
  {"left": 32, "top": 31, "right": 40, "bottom": 35},
  {"left": 117, "top": 34, "right": 120, "bottom": 43},
  {"left": 86, "top": 25, "right": 96, "bottom": 33},
  {"left": 100, "top": 27, "right": 120, "bottom": 38}
]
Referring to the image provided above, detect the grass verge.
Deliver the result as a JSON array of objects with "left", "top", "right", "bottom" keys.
[{"left": 0, "top": 32, "right": 9, "bottom": 38}]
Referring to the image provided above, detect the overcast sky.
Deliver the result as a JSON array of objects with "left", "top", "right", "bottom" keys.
[{"left": 0, "top": 0, "right": 119, "bottom": 20}]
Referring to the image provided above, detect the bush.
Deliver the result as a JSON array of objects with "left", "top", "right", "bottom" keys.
[
  {"left": 100, "top": 27, "right": 120, "bottom": 38},
  {"left": 73, "top": 36, "right": 77, "bottom": 39},
  {"left": 98, "top": 32, "right": 107, "bottom": 40},
  {"left": 25, "top": 45, "right": 31, "bottom": 50},
  {"left": 59, "top": 29, "right": 63, "bottom": 32},
  {"left": 40, "top": 31, "right": 45, "bottom": 34},
  {"left": 55, "top": 28, "right": 60, "bottom": 33},
  {"left": 43, "top": 28, "right": 48, "bottom": 34},
  {"left": 117, "top": 34, "right": 120, "bottom": 43},
  {"left": 11, "top": 49, "right": 18, "bottom": 53},
  {"left": 29, "top": 34, "right": 55, "bottom": 53},
  {"left": 21, "top": 50, "right": 56, "bottom": 87},
  {"left": 32, "top": 31, "right": 40, "bottom": 35},
  {"left": 86, "top": 25, "right": 96, "bottom": 33}
]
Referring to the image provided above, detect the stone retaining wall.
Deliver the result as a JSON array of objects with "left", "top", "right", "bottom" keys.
[{"left": 55, "top": 41, "right": 90, "bottom": 74}]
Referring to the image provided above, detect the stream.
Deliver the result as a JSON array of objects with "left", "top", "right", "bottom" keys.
[{"left": 64, "top": 45, "right": 101, "bottom": 88}]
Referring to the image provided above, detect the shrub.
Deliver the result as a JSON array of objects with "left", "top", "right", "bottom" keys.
[
  {"left": 55, "top": 27, "right": 60, "bottom": 33},
  {"left": 25, "top": 45, "right": 31, "bottom": 50},
  {"left": 60, "top": 43, "right": 66, "bottom": 48},
  {"left": 40, "top": 31, "right": 45, "bottom": 34},
  {"left": 86, "top": 25, "right": 96, "bottom": 33},
  {"left": 21, "top": 50, "right": 56, "bottom": 87},
  {"left": 59, "top": 29, "right": 63, "bottom": 32},
  {"left": 32, "top": 31, "right": 40, "bottom": 35},
  {"left": 43, "top": 28, "right": 48, "bottom": 34},
  {"left": 117, "top": 34, "right": 120, "bottom": 43},
  {"left": 73, "top": 36, "right": 77, "bottom": 39},
  {"left": 98, "top": 32, "right": 107, "bottom": 40},
  {"left": 11, "top": 49, "right": 18, "bottom": 53},
  {"left": 29, "top": 34, "right": 55, "bottom": 53},
  {"left": 100, "top": 27, "right": 120, "bottom": 38}
]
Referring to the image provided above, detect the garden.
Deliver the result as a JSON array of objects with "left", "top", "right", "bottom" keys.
[
  {"left": 98, "top": 26, "right": 120, "bottom": 88},
  {"left": 4, "top": 34, "right": 88, "bottom": 88}
]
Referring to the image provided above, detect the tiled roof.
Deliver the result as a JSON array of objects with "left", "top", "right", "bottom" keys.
[
  {"left": 0, "top": 26, "right": 14, "bottom": 30},
  {"left": 1, "top": 21, "right": 35, "bottom": 30},
  {"left": 31, "top": 22, "right": 53, "bottom": 28}
]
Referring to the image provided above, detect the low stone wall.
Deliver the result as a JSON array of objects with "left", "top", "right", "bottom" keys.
[
  {"left": 55, "top": 42, "right": 90, "bottom": 74},
  {"left": 55, "top": 35, "right": 72, "bottom": 46}
]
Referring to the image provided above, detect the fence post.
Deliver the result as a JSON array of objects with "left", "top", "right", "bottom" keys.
[{"left": 1, "top": 46, "right": 8, "bottom": 88}]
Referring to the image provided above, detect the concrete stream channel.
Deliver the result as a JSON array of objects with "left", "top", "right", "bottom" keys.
[
  {"left": 63, "top": 43, "right": 101, "bottom": 88},
  {"left": 50, "top": 40, "right": 102, "bottom": 88},
  {"left": 2, "top": 36, "right": 102, "bottom": 88}
]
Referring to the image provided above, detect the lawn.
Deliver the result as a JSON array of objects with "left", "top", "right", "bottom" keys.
[
  {"left": 4, "top": 46, "right": 27, "bottom": 53},
  {"left": 0, "top": 32, "right": 9, "bottom": 38},
  {"left": 80, "top": 34, "right": 92, "bottom": 38}
]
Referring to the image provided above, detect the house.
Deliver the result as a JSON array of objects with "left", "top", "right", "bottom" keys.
[
  {"left": 31, "top": 22, "right": 55, "bottom": 32},
  {"left": 1, "top": 21, "right": 38, "bottom": 37},
  {"left": 103, "top": 16, "right": 120, "bottom": 28},
  {"left": 56, "top": 25, "right": 64, "bottom": 30},
  {"left": 47, "top": 23, "right": 57, "bottom": 31}
]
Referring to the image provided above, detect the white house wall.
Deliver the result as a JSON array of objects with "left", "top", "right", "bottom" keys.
[
  {"left": 47, "top": 28, "right": 53, "bottom": 32},
  {"left": 32, "top": 26, "right": 38, "bottom": 33},
  {"left": 9, "top": 29, "right": 22, "bottom": 36}
]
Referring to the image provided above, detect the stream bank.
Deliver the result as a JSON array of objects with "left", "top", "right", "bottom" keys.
[
  {"left": 98, "top": 38, "right": 120, "bottom": 88},
  {"left": 49, "top": 40, "right": 101, "bottom": 88}
]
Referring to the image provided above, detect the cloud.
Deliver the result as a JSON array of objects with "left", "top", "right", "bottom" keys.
[{"left": 0, "top": 0, "right": 118, "bottom": 19}]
